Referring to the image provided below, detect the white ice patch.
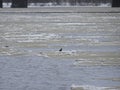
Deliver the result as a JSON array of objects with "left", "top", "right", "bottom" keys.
[
  {"left": 3, "top": 3, "right": 12, "bottom": 7},
  {"left": 55, "top": 50, "right": 77, "bottom": 56},
  {"left": 56, "top": 23, "right": 95, "bottom": 26},
  {"left": 3, "top": 2, "right": 110, "bottom": 8},
  {"left": 28, "top": 3, "right": 110, "bottom": 7},
  {"left": 28, "top": 3, "right": 54, "bottom": 7},
  {"left": 4, "top": 33, "right": 59, "bottom": 42},
  {"left": 71, "top": 85, "right": 118, "bottom": 90},
  {"left": 99, "top": 3, "right": 111, "bottom": 7}
]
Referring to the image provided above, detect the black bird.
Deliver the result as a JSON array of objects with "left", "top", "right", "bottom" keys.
[{"left": 59, "top": 48, "right": 62, "bottom": 52}]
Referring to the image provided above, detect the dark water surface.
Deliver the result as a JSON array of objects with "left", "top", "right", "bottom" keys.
[{"left": 0, "top": 56, "right": 120, "bottom": 90}]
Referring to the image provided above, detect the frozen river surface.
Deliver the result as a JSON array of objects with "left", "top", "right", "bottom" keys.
[{"left": 0, "top": 7, "right": 120, "bottom": 90}]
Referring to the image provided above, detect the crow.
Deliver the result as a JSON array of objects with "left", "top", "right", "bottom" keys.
[{"left": 59, "top": 48, "right": 62, "bottom": 52}]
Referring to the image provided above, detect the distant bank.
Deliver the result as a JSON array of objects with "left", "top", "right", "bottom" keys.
[{"left": 0, "top": 7, "right": 120, "bottom": 13}]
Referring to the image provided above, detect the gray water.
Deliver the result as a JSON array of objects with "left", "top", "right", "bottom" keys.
[
  {"left": 0, "top": 56, "right": 120, "bottom": 90},
  {"left": 0, "top": 7, "right": 120, "bottom": 90}
]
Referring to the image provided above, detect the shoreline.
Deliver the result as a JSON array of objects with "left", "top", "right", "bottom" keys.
[{"left": 0, "top": 7, "right": 120, "bottom": 13}]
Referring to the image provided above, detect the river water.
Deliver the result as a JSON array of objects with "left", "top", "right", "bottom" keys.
[{"left": 0, "top": 8, "right": 120, "bottom": 90}]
